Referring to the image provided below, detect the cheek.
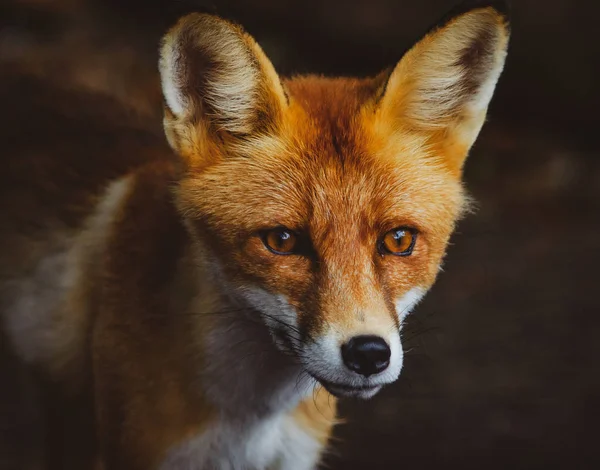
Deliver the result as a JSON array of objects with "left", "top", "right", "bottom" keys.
[
  {"left": 378, "top": 246, "right": 429, "bottom": 289},
  {"left": 394, "top": 286, "right": 427, "bottom": 321},
  {"left": 425, "top": 234, "right": 454, "bottom": 277},
  {"left": 379, "top": 263, "right": 431, "bottom": 323},
  {"left": 228, "top": 237, "right": 314, "bottom": 298},
  {"left": 377, "top": 241, "right": 439, "bottom": 307},
  {"left": 381, "top": 265, "right": 422, "bottom": 301}
]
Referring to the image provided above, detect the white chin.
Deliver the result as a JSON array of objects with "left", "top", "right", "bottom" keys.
[{"left": 321, "top": 382, "right": 383, "bottom": 399}]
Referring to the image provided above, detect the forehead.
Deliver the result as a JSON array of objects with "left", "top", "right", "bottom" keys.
[{"left": 194, "top": 76, "right": 464, "bottom": 237}]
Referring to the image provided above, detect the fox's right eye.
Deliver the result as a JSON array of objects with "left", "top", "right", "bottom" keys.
[{"left": 262, "top": 228, "right": 298, "bottom": 255}]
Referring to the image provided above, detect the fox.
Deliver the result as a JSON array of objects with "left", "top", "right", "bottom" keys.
[{"left": 0, "top": 1, "right": 509, "bottom": 469}]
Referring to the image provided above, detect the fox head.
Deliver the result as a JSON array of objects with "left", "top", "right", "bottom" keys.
[{"left": 159, "top": 1, "right": 509, "bottom": 398}]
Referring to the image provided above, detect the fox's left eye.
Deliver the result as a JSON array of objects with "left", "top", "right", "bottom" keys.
[
  {"left": 262, "top": 228, "right": 298, "bottom": 255},
  {"left": 379, "top": 228, "right": 417, "bottom": 256}
]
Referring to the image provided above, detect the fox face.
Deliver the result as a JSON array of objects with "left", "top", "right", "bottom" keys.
[{"left": 160, "top": 2, "right": 509, "bottom": 398}]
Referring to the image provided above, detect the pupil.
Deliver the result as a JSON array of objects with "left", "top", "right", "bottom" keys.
[{"left": 279, "top": 231, "right": 290, "bottom": 242}]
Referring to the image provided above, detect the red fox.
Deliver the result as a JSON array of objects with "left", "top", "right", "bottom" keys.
[{"left": 1, "top": 1, "right": 509, "bottom": 468}]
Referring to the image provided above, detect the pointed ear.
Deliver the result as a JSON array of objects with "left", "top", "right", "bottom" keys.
[
  {"left": 379, "top": 1, "right": 510, "bottom": 173},
  {"left": 159, "top": 13, "right": 288, "bottom": 162}
]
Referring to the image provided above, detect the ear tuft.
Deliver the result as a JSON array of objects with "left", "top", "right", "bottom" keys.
[
  {"left": 384, "top": 5, "right": 509, "bottom": 130},
  {"left": 378, "top": 2, "right": 509, "bottom": 171},
  {"left": 159, "top": 13, "right": 286, "bottom": 140}
]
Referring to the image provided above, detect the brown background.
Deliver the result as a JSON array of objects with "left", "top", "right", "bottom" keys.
[{"left": 1, "top": 0, "right": 599, "bottom": 469}]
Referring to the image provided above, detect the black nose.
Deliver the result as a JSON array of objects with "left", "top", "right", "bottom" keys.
[{"left": 341, "top": 335, "right": 391, "bottom": 377}]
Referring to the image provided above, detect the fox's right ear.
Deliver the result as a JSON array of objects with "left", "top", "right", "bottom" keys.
[{"left": 159, "top": 14, "right": 288, "bottom": 165}]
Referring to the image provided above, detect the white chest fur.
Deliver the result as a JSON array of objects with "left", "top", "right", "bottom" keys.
[
  {"left": 159, "top": 412, "right": 322, "bottom": 470},
  {"left": 156, "top": 276, "right": 326, "bottom": 470}
]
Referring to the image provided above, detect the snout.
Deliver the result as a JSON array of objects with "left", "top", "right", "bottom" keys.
[
  {"left": 238, "top": 286, "right": 407, "bottom": 399},
  {"left": 301, "top": 326, "right": 403, "bottom": 399}
]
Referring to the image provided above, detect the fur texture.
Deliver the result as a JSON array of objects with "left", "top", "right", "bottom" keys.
[{"left": 1, "top": 2, "right": 509, "bottom": 468}]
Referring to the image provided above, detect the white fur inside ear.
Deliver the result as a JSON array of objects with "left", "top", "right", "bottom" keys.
[
  {"left": 414, "top": 17, "right": 505, "bottom": 126},
  {"left": 384, "top": 8, "right": 509, "bottom": 130},
  {"left": 160, "top": 38, "right": 186, "bottom": 117},
  {"left": 158, "top": 14, "right": 274, "bottom": 134},
  {"left": 198, "top": 21, "right": 260, "bottom": 133}
]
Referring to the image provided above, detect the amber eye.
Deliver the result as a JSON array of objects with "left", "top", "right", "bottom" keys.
[
  {"left": 380, "top": 227, "right": 417, "bottom": 256},
  {"left": 263, "top": 228, "right": 298, "bottom": 255}
]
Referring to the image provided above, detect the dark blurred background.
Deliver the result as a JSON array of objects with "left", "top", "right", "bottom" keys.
[{"left": 1, "top": 0, "right": 599, "bottom": 469}]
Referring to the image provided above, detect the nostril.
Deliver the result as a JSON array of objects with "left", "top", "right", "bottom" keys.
[{"left": 341, "top": 335, "right": 391, "bottom": 377}]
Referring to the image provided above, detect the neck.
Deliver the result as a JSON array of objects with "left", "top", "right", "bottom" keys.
[{"left": 183, "top": 254, "right": 314, "bottom": 421}]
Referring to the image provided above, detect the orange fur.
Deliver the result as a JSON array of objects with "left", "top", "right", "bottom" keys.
[{"left": 1, "top": 2, "right": 509, "bottom": 468}]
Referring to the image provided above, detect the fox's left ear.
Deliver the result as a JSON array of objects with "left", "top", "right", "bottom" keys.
[{"left": 379, "top": 1, "right": 510, "bottom": 174}]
